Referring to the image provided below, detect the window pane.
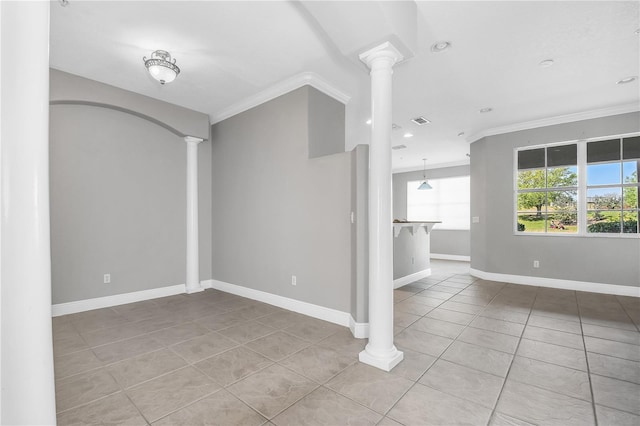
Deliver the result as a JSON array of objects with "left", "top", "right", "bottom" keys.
[
  {"left": 587, "top": 163, "right": 621, "bottom": 185},
  {"left": 518, "top": 148, "right": 545, "bottom": 170},
  {"left": 548, "top": 212, "right": 577, "bottom": 233},
  {"left": 549, "top": 190, "right": 577, "bottom": 211},
  {"left": 547, "top": 167, "right": 577, "bottom": 187},
  {"left": 587, "top": 188, "right": 622, "bottom": 210},
  {"left": 406, "top": 176, "right": 470, "bottom": 229},
  {"left": 547, "top": 144, "right": 577, "bottom": 167},
  {"left": 518, "top": 192, "right": 547, "bottom": 214},
  {"left": 587, "top": 139, "right": 620, "bottom": 163},
  {"left": 623, "top": 161, "right": 638, "bottom": 183},
  {"left": 588, "top": 211, "right": 621, "bottom": 233},
  {"left": 623, "top": 186, "right": 639, "bottom": 209},
  {"left": 517, "top": 169, "right": 546, "bottom": 190},
  {"left": 623, "top": 136, "right": 640, "bottom": 160},
  {"left": 623, "top": 211, "right": 639, "bottom": 233},
  {"left": 517, "top": 213, "right": 547, "bottom": 233}
]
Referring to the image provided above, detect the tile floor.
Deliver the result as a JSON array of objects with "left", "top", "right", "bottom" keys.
[{"left": 53, "top": 260, "right": 640, "bottom": 425}]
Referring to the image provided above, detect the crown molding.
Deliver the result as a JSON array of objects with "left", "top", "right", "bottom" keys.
[
  {"left": 210, "top": 72, "right": 351, "bottom": 124},
  {"left": 393, "top": 159, "right": 470, "bottom": 174},
  {"left": 467, "top": 103, "right": 640, "bottom": 144}
]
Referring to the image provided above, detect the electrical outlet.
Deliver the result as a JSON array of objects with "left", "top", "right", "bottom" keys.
[
  {"left": 104, "top": 273, "right": 111, "bottom": 284},
  {"left": 533, "top": 260, "right": 540, "bottom": 268},
  {"left": 291, "top": 275, "right": 297, "bottom": 286}
]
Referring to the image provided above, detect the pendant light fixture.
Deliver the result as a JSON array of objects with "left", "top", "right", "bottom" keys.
[
  {"left": 418, "top": 158, "right": 432, "bottom": 190},
  {"left": 143, "top": 50, "right": 180, "bottom": 85}
]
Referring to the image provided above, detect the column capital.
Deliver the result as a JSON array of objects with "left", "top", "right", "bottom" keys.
[
  {"left": 184, "top": 136, "right": 204, "bottom": 144},
  {"left": 359, "top": 41, "right": 404, "bottom": 69}
]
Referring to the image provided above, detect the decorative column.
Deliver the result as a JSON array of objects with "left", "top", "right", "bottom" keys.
[
  {"left": 184, "top": 136, "right": 204, "bottom": 294},
  {"left": 359, "top": 42, "right": 404, "bottom": 371},
  {"left": 0, "top": 1, "right": 57, "bottom": 423}
]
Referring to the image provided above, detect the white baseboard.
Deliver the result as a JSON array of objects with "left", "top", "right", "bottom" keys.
[
  {"left": 469, "top": 268, "right": 640, "bottom": 297},
  {"left": 394, "top": 269, "right": 432, "bottom": 289},
  {"left": 52, "top": 283, "right": 187, "bottom": 317},
  {"left": 208, "top": 279, "right": 353, "bottom": 329},
  {"left": 431, "top": 254, "right": 471, "bottom": 262},
  {"left": 349, "top": 316, "right": 369, "bottom": 339}
]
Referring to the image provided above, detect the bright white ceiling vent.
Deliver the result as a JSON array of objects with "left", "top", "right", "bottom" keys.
[{"left": 411, "top": 116, "right": 431, "bottom": 125}]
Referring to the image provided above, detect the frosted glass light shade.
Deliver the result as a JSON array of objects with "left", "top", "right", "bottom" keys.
[
  {"left": 418, "top": 181, "right": 432, "bottom": 190},
  {"left": 143, "top": 50, "right": 180, "bottom": 85}
]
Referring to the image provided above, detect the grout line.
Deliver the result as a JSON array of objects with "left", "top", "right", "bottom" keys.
[{"left": 577, "top": 297, "right": 600, "bottom": 426}]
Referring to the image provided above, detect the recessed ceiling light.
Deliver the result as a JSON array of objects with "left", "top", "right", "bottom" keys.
[
  {"left": 411, "top": 116, "right": 431, "bottom": 125},
  {"left": 392, "top": 144, "right": 407, "bottom": 150},
  {"left": 392, "top": 123, "right": 402, "bottom": 130},
  {"left": 635, "top": 28, "right": 640, "bottom": 35},
  {"left": 457, "top": 132, "right": 465, "bottom": 137},
  {"left": 403, "top": 133, "right": 414, "bottom": 138},
  {"left": 479, "top": 107, "right": 493, "bottom": 113},
  {"left": 366, "top": 119, "right": 372, "bottom": 125},
  {"left": 616, "top": 76, "right": 637, "bottom": 85},
  {"left": 430, "top": 41, "right": 451, "bottom": 53},
  {"left": 539, "top": 59, "right": 554, "bottom": 68}
]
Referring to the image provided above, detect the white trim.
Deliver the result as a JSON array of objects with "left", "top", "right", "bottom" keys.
[
  {"left": 208, "top": 279, "right": 352, "bottom": 328},
  {"left": 51, "top": 284, "right": 186, "bottom": 317},
  {"left": 393, "top": 268, "right": 432, "bottom": 289},
  {"left": 393, "top": 159, "right": 470, "bottom": 174},
  {"left": 469, "top": 268, "right": 640, "bottom": 297},
  {"left": 430, "top": 254, "right": 471, "bottom": 262},
  {"left": 349, "top": 316, "right": 369, "bottom": 339},
  {"left": 210, "top": 72, "right": 351, "bottom": 124},
  {"left": 468, "top": 103, "right": 640, "bottom": 144}
]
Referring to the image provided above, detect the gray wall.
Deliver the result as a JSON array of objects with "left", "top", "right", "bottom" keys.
[
  {"left": 393, "top": 165, "right": 471, "bottom": 257},
  {"left": 350, "top": 145, "right": 368, "bottom": 322},
  {"left": 308, "top": 87, "right": 346, "bottom": 159},
  {"left": 211, "top": 86, "right": 353, "bottom": 313},
  {"left": 50, "top": 71, "right": 212, "bottom": 304},
  {"left": 471, "top": 112, "right": 640, "bottom": 287},
  {"left": 393, "top": 228, "right": 431, "bottom": 280}
]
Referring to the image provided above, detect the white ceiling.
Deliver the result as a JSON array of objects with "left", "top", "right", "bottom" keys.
[{"left": 50, "top": 1, "right": 640, "bottom": 172}]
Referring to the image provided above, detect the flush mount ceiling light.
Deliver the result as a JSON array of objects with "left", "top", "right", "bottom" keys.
[
  {"left": 539, "top": 59, "right": 555, "bottom": 68},
  {"left": 418, "top": 158, "right": 432, "bottom": 190},
  {"left": 616, "top": 76, "right": 637, "bottom": 85},
  {"left": 635, "top": 28, "right": 640, "bottom": 35},
  {"left": 143, "top": 50, "right": 180, "bottom": 85},
  {"left": 404, "top": 132, "right": 414, "bottom": 138},
  {"left": 431, "top": 41, "right": 451, "bottom": 53},
  {"left": 366, "top": 118, "right": 372, "bottom": 125},
  {"left": 457, "top": 132, "right": 465, "bottom": 137},
  {"left": 479, "top": 107, "right": 493, "bottom": 113}
]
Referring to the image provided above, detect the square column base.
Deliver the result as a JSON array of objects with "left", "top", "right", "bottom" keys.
[{"left": 359, "top": 348, "right": 404, "bottom": 372}]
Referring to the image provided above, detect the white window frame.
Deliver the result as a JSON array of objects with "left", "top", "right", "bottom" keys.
[{"left": 513, "top": 132, "right": 640, "bottom": 238}]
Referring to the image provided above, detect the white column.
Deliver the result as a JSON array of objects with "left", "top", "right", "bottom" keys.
[
  {"left": 0, "top": 1, "right": 57, "bottom": 424},
  {"left": 185, "top": 136, "right": 204, "bottom": 294},
  {"left": 359, "top": 42, "right": 404, "bottom": 371}
]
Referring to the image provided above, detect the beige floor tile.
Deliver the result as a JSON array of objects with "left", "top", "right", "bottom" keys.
[
  {"left": 442, "top": 341, "right": 513, "bottom": 377},
  {"left": 54, "top": 349, "right": 103, "bottom": 380},
  {"left": 591, "top": 374, "right": 640, "bottom": 415},
  {"left": 458, "top": 327, "right": 520, "bottom": 354},
  {"left": 55, "top": 369, "right": 120, "bottom": 413},
  {"left": 81, "top": 316, "right": 177, "bottom": 347},
  {"left": 272, "top": 386, "right": 382, "bottom": 426},
  {"left": 439, "top": 280, "right": 471, "bottom": 289},
  {"left": 57, "top": 392, "right": 147, "bottom": 426},
  {"left": 53, "top": 330, "right": 90, "bottom": 357},
  {"left": 393, "top": 310, "right": 421, "bottom": 328},
  {"left": 107, "top": 348, "right": 187, "bottom": 389},
  {"left": 196, "top": 310, "right": 250, "bottom": 331},
  {"left": 595, "top": 404, "right": 640, "bottom": 426},
  {"left": 388, "top": 383, "right": 492, "bottom": 425},
  {"left": 148, "top": 322, "right": 211, "bottom": 346},
  {"left": 170, "top": 332, "right": 238, "bottom": 363},
  {"left": 496, "top": 380, "right": 595, "bottom": 426},
  {"left": 508, "top": 356, "right": 591, "bottom": 401},
  {"left": 439, "top": 300, "right": 484, "bottom": 315},
  {"left": 255, "top": 311, "right": 309, "bottom": 329},
  {"left": 153, "top": 389, "right": 266, "bottom": 426},
  {"left": 68, "top": 308, "right": 130, "bottom": 334},
  {"left": 581, "top": 312, "right": 637, "bottom": 331},
  {"left": 315, "top": 329, "right": 366, "bottom": 357},
  {"left": 489, "top": 412, "right": 535, "bottom": 425},
  {"left": 390, "top": 347, "right": 436, "bottom": 381},
  {"left": 393, "top": 290, "right": 413, "bottom": 303},
  {"left": 419, "top": 359, "right": 504, "bottom": 409},
  {"left": 527, "top": 314, "right": 582, "bottom": 334},
  {"left": 587, "top": 352, "right": 640, "bottom": 384},
  {"left": 394, "top": 328, "right": 453, "bottom": 357},
  {"left": 517, "top": 338, "right": 587, "bottom": 371},
  {"left": 217, "top": 321, "right": 277, "bottom": 344},
  {"left": 522, "top": 325, "right": 585, "bottom": 350},
  {"left": 377, "top": 416, "right": 404, "bottom": 426},
  {"left": 279, "top": 345, "right": 356, "bottom": 384},
  {"left": 326, "top": 363, "right": 413, "bottom": 415},
  {"left": 92, "top": 333, "right": 166, "bottom": 364},
  {"left": 394, "top": 299, "right": 434, "bottom": 316},
  {"left": 426, "top": 308, "right": 476, "bottom": 325},
  {"left": 584, "top": 336, "right": 640, "bottom": 361},
  {"left": 282, "top": 318, "right": 343, "bottom": 343},
  {"left": 195, "top": 346, "right": 273, "bottom": 386},
  {"left": 450, "top": 293, "right": 494, "bottom": 306},
  {"left": 228, "top": 364, "right": 317, "bottom": 419},
  {"left": 245, "top": 331, "right": 310, "bottom": 361},
  {"left": 429, "top": 284, "right": 462, "bottom": 294},
  {"left": 582, "top": 323, "right": 640, "bottom": 345},
  {"left": 415, "top": 289, "right": 454, "bottom": 300},
  {"left": 480, "top": 307, "right": 530, "bottom": 324},
  {"left": 126, "top": 366, "right": 220, "bottom": 423},
  {"left": 469, "top": 316, "right": 525, "bottom": 337},
  {"left": 408, "top": 317, "right": 465, "bottom": 339},
  {"left": 405, "top": 295, "right": 445, "bottom": 307}
]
